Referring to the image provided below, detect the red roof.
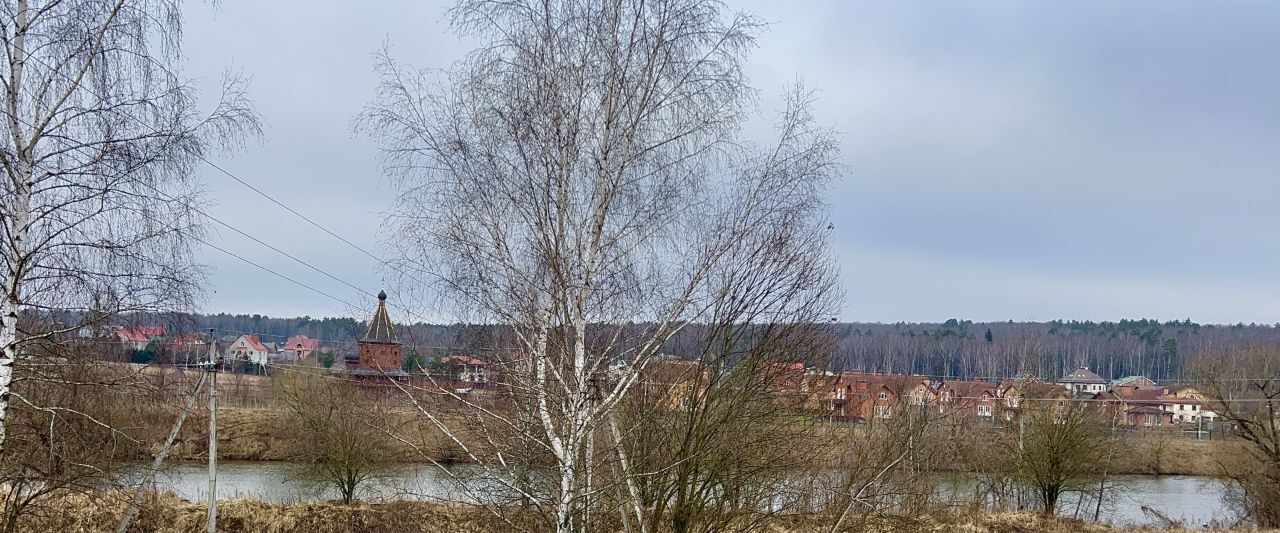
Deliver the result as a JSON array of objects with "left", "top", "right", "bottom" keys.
[
  {"left": 236, "top": 334, "right": 270, "bottom": 352},
  {"left": 116, "top": 328, "right": 150, "bottom": 343},
  {"left": 136, "top": 326, "right": 166, "bottom": 338},
  {"left": 284, "top": 335, "right": 319, "bottom": 352}
]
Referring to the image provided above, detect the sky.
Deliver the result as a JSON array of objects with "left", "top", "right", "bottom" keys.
[{"left": 180, "top": 1, "right": 1280, "bottom": 324}]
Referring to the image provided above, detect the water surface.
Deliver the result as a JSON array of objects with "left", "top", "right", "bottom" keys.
[{"left": 144, "top": 462, "right": 1233, "bottom": 527}]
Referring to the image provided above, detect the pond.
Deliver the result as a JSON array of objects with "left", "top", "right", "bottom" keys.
[{"left": 140, "top": 462, "right": 1234, "bottom": 527}]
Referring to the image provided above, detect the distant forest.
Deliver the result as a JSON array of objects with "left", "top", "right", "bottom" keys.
[{"left": 176, "top": 313, "right": 1280, "bottom": 383}]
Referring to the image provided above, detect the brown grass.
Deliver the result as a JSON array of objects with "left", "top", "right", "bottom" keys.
[
  {"left": 22, "top": 492, "right": 509, "bottom": 533},
  {"left": 17, "top": 491, "right": 1279, "bottom": 533}
]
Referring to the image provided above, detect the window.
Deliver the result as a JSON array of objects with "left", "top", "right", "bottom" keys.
[
  {"left": 912, "top": 394, "right": 925, "bottom": 406},
  {"left": 1146, "top": 414, "right": 1159, "bottom": 426},
  {"left": 835, "top": 388, "right": 846, "bottom": 400},
  {"left": 878, "top": 392, "right": 887, "bottom": 400},
  {"left": 1008, "top": 397, "right": 1021, "bottom": 408},
  {"left": 875, "top": 405, "right": 891, "bottom": 419},
  {"left": 977, "top": 404, "right": 992, "bottom": 417}
]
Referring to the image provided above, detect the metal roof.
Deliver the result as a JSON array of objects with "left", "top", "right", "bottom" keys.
[{"left": 1059, "top": 367, "right": 1108, "bottom": 384}]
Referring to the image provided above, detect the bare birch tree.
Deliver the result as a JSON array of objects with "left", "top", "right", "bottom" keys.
[
  {"left": 1193, "top": 345, "right": 1280, "bottom": 527},
  {"left": 359, "top": 1, "right": 840, "bottom": 530},
  {"left": 0, "top": 0, "right": 258, "bottom": 456}
]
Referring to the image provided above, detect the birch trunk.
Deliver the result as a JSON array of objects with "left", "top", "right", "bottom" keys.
[
  {"left": 360, "top": 1, "right": 841, "bottom": 530},
  {"left": 0, "top": 0, "right": 32, "bottom": 458},
  {"left": 0, "top": 0, "right": 255, "bottom": 457}
]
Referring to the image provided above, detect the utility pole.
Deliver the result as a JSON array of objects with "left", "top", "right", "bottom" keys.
[{"left": 207, "top": 328, "right": 218, "bottom": 533}]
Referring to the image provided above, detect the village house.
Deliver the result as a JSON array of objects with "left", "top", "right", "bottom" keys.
[
  {"left": 1097, "top": 383, "right": 1217, "bottom": 427},
  {"left": 439, "top": 354, "right": 489, "bottom": 386},
  {"left": 997, "top": 379, "right": 1071, "bottom": 422},
  {"left": 825, "top": 371, "right": 935, "bottom": 421},
  {"left": 115, "top": 327, "right": 150, "bottom": 351},
  {"left": 636, "top": 359, "right": 707, "bottom": 412},
  {"left": 282, "top": 334, "right": 319, "bottom": 359},
  {"left": 1162, "top": 384, "right": 1219, "bottom": 424},
  {"left": 764, "top": 361, "right": 814, "bottom": 409},
  {"left": 1058, "top": 367, "right": 1109, "bottom": 395},
  {"left": 937, "top": 380, "right": 998, "bottom": 419},
  {"left": 1111, "top": 375, "right": 1157, "bottom": 389},
  {"left": 995, "top": 373, "right": 1037, "bottom": 397},
  {"left": 113, "top": 325, "right": 165, "bottom": 351},
  {"left": 226, "top": 333, "right": 272, "bottom": 365}
]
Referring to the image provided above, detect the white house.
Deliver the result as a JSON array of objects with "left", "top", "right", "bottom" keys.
[
  {"left": 1058, "top": 367, "right": 1109, "bottom": 395},
  {"left": 226, "top": 334, "right": 272, "bottom": 365}
]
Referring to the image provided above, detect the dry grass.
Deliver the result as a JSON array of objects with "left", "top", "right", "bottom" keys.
[
  {"left": 22, "top": 491, "right": 509, "bottom": 533},
  {"left": 927, "top": 512, "right": 1267, "bottom": 533},
  {"left": 18, "top": 494, "right": 1279, "bottom": 533},
  {"left": 779, "top": 511, "right": 1278, "bottom": 533}
]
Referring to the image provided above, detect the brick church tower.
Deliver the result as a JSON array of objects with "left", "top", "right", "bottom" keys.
[{"left": 353, "top": 289, "right": 403, "bottom": 372}]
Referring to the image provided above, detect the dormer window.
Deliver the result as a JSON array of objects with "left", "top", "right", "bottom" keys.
[{"left": 878, "top": 392, "right": 887, "bottom": 400}]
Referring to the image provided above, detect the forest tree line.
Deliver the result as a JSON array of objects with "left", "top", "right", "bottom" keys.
[{"left": 175, "top": 314, "right": 1280, "bottom": 382}]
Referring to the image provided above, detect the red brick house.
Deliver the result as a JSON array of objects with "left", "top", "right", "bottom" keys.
[
  {"left": 1096, "top": 385, "right": 1216, "bottom": 427},
  {"left": 827, "top": 371, "right": 934, "bottom": 421},
  {"left": 282, "top": 334, "right": 319, "bottom": 359},
  {"left": 937, "top": 380, "right": 998, "bottom": 419},
  {"left": 998, "top": 380, "right": 1071, "bottom": 422}
]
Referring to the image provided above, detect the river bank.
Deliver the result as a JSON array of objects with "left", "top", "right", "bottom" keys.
[
  {"left": 165, "top": 407, "right": 1240, "bottom": 477},
  {"left": 140, "top": 462, "right": 1233, "bottom": 527},
  {"left": 16, "top": 491, "right": 1271, "bottom": 533}
]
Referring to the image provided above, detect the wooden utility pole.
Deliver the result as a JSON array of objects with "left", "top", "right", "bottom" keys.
[
  {"left": 207, "top": 329, "right": 218, "bottom": 533},
  {"left": 115, "top": 368, "right": 207, "bottom": 533}
]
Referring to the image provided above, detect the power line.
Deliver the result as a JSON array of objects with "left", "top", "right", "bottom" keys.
[
  {"left": 10, "top": 40, "right": 436, "bottom": 290},
  {"left": 4, "top": 41, "right": 442, "bottom": 322}
]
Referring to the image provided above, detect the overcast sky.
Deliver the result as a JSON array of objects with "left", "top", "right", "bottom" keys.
[{"left": 181, "top": 1, "right": 1280, "bottom": 324}]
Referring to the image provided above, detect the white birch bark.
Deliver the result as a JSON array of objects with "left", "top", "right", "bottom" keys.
[
  {"left": 360, "top": 2, "right": 841, "bottom": 531},
  {"left": 0, "top": 0, "right": 257, "bottom": 456}
]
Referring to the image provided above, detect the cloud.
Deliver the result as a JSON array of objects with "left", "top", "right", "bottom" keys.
[{"left": 179, "top": 0, "right": 1280, "bottom": 323}]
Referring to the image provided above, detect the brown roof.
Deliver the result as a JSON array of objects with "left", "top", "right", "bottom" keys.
[
  {"left": 361, "top": 290, "right": 400, "bottom": 344},
  {"left": 1060, "top": 367, "right": 1108, "bottom": 384},
  {"left": 1013, "top": 381, "right": 1071, "bottom": 400},
  {"left": 941, "top": 380, "right": 996, "bottom": 400},
  {"left": 832, "top": 372, "right": 930, "bottom": 397}
]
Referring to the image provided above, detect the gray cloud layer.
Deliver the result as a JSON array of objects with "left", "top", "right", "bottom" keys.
[{"left": 181, "top": 1, "right": 1280, "bottom": 324}]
